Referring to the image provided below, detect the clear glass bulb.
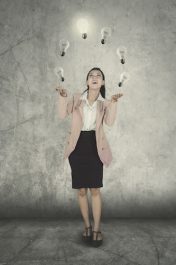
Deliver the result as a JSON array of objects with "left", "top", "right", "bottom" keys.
[
  {"left": 101, "top": 27, "right": 112, "bottom": 44},
  {"left": 116, "top": 46, "right": 127, "bottom": 64},
  {"left": 77, "top": 18, "right": 89, "bottom": 39},
  {"left": 118, "top": 72, "right": 130, "bottom": 87},
  {"left": 59, "top": 39, "right": 70, "bottom": 56},
  {"left": 54, "top": 66, "right": 64, "bottom": 82}
]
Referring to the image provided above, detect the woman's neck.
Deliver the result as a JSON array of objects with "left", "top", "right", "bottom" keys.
[{"left": 87, "top": 89, "right": 99, "bottom": 102}]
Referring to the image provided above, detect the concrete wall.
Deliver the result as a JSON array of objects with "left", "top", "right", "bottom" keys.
[{"left": 0, "top": 0, "right": 176, "bottom": 218}]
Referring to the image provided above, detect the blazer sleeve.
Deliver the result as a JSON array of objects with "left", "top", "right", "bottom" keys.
[
  {"left": 57, "top": 90, "right": 74, "bottom": 119},
  {"left": 103, "top": 100, "right": 118, "bottom": 126}
]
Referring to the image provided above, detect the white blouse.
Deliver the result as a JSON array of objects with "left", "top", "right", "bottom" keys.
[{"left": 80, "top": 90, "right": 105, "bottom": 131}]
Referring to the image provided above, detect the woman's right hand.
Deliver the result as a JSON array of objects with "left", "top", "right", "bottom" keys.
[{"left": 56, "top": 87, "right": 68, "bottom": 97}]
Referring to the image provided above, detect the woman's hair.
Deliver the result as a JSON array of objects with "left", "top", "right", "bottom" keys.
[{"left": 82, "top": 67, "right": 106, "bottom": 98}]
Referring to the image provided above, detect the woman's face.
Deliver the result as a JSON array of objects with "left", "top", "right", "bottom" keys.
[{"left": 86, "top": 70, "right": 105, "bottom": 90}]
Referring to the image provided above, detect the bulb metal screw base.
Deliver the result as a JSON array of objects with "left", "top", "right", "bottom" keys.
[{"left": 82, "top": 33, "right": 87, "bottom": 39}]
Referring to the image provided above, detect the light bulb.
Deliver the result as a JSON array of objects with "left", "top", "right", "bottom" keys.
[
  {"left": 54, "top": 67, "right": 64, "bottom": 82},
  {"left": 77, "top": 18, "right": 89, "bottom": 39},
  {"left": 116, "top": 46, "right": 127, "bottom": 64},
  {"left": 118, "top": 72, "right": 130, "bottom": 87},
  {"left": 59, "top": 39, "right": 70, "bottom": 56},
  {"left": 101, "top": 27, "right": 112, "bottom": 44}
]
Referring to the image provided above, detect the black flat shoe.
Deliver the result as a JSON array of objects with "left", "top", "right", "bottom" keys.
[
  {"left": 82, "top": 225, "right": 93, "bottom": 243},
  {"left": 91, "top": 231, "right": 103, "bottom": 247}
]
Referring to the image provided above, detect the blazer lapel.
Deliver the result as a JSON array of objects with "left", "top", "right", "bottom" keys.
[
  {"left": 96, "top": 100, "right": 104, "bottom": 128},
  {"left": 78, "top": 99, "right": 85, "bottom": 121}
]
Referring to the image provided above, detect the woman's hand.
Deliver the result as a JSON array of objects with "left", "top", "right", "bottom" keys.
[
  {"left": 111, "top": 93, "right": 123, "bottom": 102},
  {"left": 56, "top": 86, "right": 68, "bottom": 97}
]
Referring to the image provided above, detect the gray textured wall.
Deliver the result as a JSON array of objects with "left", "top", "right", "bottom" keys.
[{"left": 0, "top": 0, "right": 176, "bottom": 218}]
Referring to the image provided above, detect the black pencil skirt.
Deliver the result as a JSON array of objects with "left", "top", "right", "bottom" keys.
[{"left": 68, "top": 130, "right": 103, "bottom": 189}]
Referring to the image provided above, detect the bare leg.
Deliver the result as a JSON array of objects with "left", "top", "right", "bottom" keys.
[
  {"left": 90, "top": 188, "right": 103, "bottom": 240},
  {"left": 77, "top": 188, "right": 91, "bottom": 236}
]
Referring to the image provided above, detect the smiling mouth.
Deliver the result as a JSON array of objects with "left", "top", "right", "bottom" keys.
[{"left": 92, "top": 82, "right": 97, "bottom": 84}]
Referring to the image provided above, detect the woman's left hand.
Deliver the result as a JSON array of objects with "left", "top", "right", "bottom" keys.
[{"left": 111, "top": 93, "right": 123, "bottom": 102}]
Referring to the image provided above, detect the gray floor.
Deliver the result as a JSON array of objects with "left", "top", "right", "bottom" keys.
[{"left": 0, "top": 218, "right": 176, "bottom": 265}]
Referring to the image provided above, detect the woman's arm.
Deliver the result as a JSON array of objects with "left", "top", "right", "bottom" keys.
[
  {"left": 103, "top": 93, "right": 123, "bottom": 126},
  {"left": 57, "top": 88, "right": 74, "bottom": 119},
  {"left": 103, "top": 100, "right": 118, "bottom": 126}
]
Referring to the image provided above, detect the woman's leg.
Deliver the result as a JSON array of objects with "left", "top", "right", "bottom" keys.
[
  {"left": 77, "top": 188, "right": 91, "bottom": 235},
  {"left": 90, "top": 188, "right": 103, "bottom": 240}
]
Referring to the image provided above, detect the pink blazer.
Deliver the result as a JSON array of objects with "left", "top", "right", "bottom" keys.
[{"left": 58, "top": 90, "right": 118, "bottom": 167}]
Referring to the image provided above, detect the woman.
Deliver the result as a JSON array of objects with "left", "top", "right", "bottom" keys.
[{"left": 57, "top": 67, "right": 123, "bottom": 247}]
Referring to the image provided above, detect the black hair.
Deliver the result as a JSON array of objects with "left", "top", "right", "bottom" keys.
[{"left": 82, "top": 67, "right": 106, "bottom": 98}]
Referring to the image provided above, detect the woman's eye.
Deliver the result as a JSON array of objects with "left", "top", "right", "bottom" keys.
[{"left": 89, "top": 74, "right": 101, "bottom": 77}]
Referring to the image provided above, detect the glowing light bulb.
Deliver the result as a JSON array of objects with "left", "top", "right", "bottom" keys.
[
  {"left": 118, "top": 72, "right": 130, "bottom": 87},
  {"left": 101, "top": 27, "right": 112, "bottom": 44},
  {"left": 59, "top": 39, "right": 70, "bottom": 56},
  {"left": 116, "top": 46, "right": 127, "bottom": 64},
  {"left": 54, "top": 67, "right": 64, "bottom": 82},
  {"left": 76, "top": 18, "right": 89, "bottom": 39}
]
